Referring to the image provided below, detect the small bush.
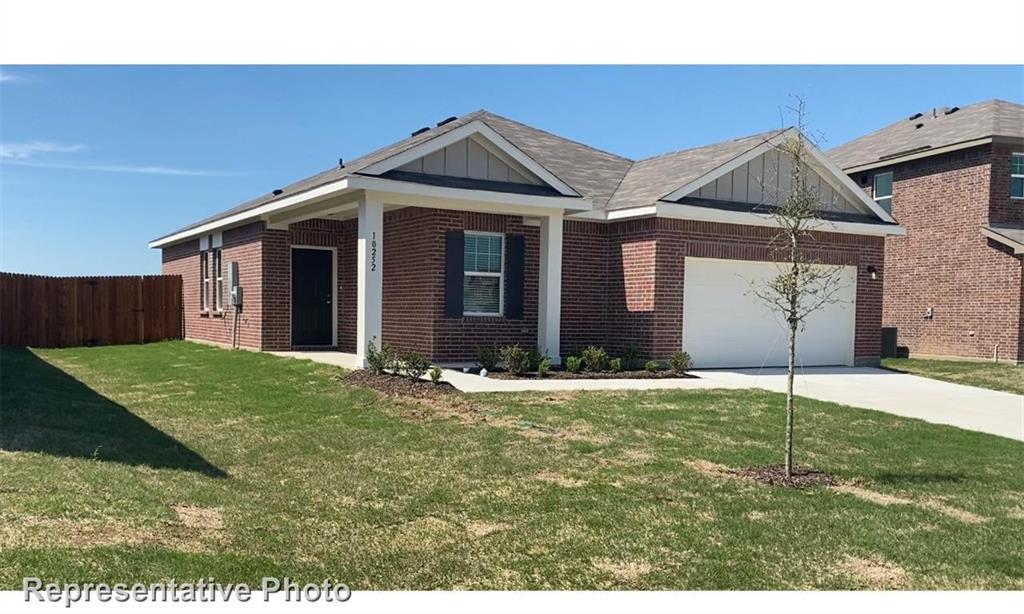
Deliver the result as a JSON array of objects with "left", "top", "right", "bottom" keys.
[
  {"left": 565, "top": 356, "right": 583, "bottom": 373},
  {"left": 365, "top": 338, "right": 399, "bottom": 375},
  {"left": 429, "top": 365, "right": 443, "bottom": 384},
  {"left": 669, "top": 350, "right": 693, "bottom": 373},
  {"left": 476, "top": 346, "right": 499, "bottom": 371},
  {"left": 580, "top": 345, "right": 608, "bottom": 372},
  {"left": 609, "top": 357, "right": 623, "bottom": 372},
  {"left": 401, "top": 352, "right": 431, "bottom": 380},
  {"left": 526, "top": 347, "right": 548, "bottom": 372},
  {"left": 621, "top": 345, "right": 641, "bottom": 370},
  {"left": 644, "top": 360, "right": 659, "bottom": 373},
  {"left": 537, "top": 357, "right": 551, "bottom": 377},
  {"left": 500, "top": 344, "right": 531, "bottom": 376}
]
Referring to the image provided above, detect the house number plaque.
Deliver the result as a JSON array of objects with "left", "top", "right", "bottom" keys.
[{"left": 370, "top": 232, "right": 378, "bottom": 272}]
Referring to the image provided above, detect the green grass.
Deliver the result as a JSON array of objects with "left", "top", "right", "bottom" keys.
[
  {"left": 2, "top": 342, "right": 1022, "bottom": 590},
  {"left": 882, "top": 357, "right": 1024, "bottom": 395}
]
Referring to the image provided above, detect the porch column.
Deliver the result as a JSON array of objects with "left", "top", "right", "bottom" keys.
[
  {"left": 355, "top": 194, "right": 384, "bottom": 366},
  {"left": 537, "top": 212, "right": 563, "bottom": 364}
]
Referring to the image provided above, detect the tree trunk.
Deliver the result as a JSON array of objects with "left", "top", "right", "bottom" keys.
[{"left": 785, "top": 317, "right": 796, "bottom": 477}]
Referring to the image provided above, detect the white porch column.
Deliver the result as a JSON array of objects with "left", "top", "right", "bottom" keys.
[
  {"left": 537, "top": 212, "right": 563, "bottom": 364},
  {"left": 355, "top": 194, "right": 384, "bottom": 366}
]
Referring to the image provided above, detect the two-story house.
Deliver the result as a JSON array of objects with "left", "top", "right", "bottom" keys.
[{"left": 830, "top": 99, "right": 1024, "bottom": 363}]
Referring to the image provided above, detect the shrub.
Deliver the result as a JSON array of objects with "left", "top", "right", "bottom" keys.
[
  {"left": 526, "top": 347, "right": 548, "bottom": 372},
  {"left": 400, "top": 352, "right": 431, "bottom": 380},
  {"left": 500, "top": 344, "right": 531, "bottom": 376},
  {"left": 365, "top": 338, "right": 398, "bottom": 375},
  {"left": 609, "top": 357, "right": 623, "bottom": 372},
  {"left": 580, "top": 345, "right": 608, "bottom": 372},
  {"left": 429, "top": 365, "right": 443, "bottom": 384},
  {"left": 644, "top": 360, "right": 659, "bottom": 373},
  {"left": 621, "top": 345, "right": 641, "bottom": 370},
  {"left": 565, "top": 356, "right": 583, "bottom": 373},
  {"left": 476, "top": 346, "right": 499, "bottom": 372},
  {"left": 537, "top": 357, "right": 551, "bottom": 378},
  {"left": 669, "top": 350, "right": 693, "bottom": 373}
]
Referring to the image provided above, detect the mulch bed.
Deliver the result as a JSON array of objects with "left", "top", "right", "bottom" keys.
[
  {"left": 731, "top": 464, "right": 838, "bottom": 488},
  {"left": 344, "top": 370, "right": 457, "bottom": 400},
  {"left": 489, "top": 369, "right": 698, "bottom": 380}
]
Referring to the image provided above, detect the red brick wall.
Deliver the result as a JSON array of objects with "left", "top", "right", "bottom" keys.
[
  {"left": 382, "top": 208, "right": 440, "bottom": 356},
  {"left": 161, "top": 222, "right": 266, "bottom": 349},
  {"left": 560, "top": 217, "right": 885, "bottom": 363},
  {"left": 868, "top": 145, "right": 1024, "bottom": 362},
  {"left": 990, "top": 143, "right": 1024, "bottom": 228}
]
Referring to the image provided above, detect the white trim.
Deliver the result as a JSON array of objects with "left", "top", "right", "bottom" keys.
[
  {"left": 360, "top": 120, "right": 580, "bottom": 197},
  {"left": 981, "top": 227, "right": 1024, "bottom": 254},
  {"left": 537, "top": 213, "right": 563, "bottom": 363},
  {"left": 355, "top": 196, "right": 384, "bottom": 366},
  {"left": 462, "top": 230, "right": 505, "bottom": 317},
  {"left": 289, "top": 245, "right": 338, "bottom": 348},
  {"left": 840, "top": 137, "right": 994, "bottom": 174},
  {"left": 149, "top": 179, "right": 354, "bottom": 248},
  {"left": 662, "top": 133, "right": 787, "bottom": 202},
  {"left": 654, "top": 202, "right": 906, "bottom": 237},
  {"left": 1011, "top": 152, "right": 1024, "bottom": 200},
  {"left": 349, "top": 175, "right": 591, "bottom": 212},
  {"left": 804, "top": 141, "right": 898, "bottom": 224}
]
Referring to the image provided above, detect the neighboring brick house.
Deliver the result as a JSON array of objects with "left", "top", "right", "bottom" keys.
[
  {"left": 152, "top": 110, "right": 901, "bottom": 368},
  {"left": 829, "top": 99, "right": 1024, "bottom": 363}
]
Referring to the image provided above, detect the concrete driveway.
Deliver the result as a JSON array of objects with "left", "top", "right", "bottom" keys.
[{"left": 697, "top": 367, "right": 1024, "bottom": 442}]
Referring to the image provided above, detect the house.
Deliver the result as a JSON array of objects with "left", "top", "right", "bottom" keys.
[
  {"left": 150, "top": 110, "right": 902, "bottom": 369},
  {"left": 829, "top": 99, "right": 1024, "bottom": 363}
]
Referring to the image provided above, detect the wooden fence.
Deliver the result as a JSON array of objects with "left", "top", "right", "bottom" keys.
[{"left": 0, "top": 273, "right": 183, "bottom": 348}]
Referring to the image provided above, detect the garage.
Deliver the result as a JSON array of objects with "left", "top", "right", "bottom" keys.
[{"left": 682, "top": 257, "right": 857, "bottom": 369}]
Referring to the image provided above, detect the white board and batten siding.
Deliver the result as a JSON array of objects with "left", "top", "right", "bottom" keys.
[
  {"left": 682, "top": 258, "right": 857, "bottom": 369},
  {"left": 690, "top": 150, "right": 862, "bottom": 215},
  {"left": 397, "top": 136, "right": 545, "bottom": 186}
]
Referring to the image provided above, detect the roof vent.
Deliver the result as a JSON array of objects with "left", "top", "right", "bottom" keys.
[
  {"left": 436, "top": 116, "right": 457, "bottom": 127},
  {"left": 915, "top": 123, "right": 924, "bottom": 129},
  {"left": 272, "top": 189, "right": 284, "bottom": 196},
  {"left": 338, "top": 158, "right": 344, "bottom": 168},
  {"left": 944, "top": 106, "right": 960, "bottom": 115},
  {"left": 908, "top": 112, "right": 923, "bottom": 120},
  {"left": 410, "top": 126, "right": 430, "bottom": 137}
]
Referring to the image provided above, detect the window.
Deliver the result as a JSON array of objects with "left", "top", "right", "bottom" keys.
[
  {"left": 463, "top": 232, "right": 503, "bottom": 315},
  {"left": 200, "top": 251, "right": 210, "bottom": 312},
  {"left": 873, "top": 171, "right": 893, "bottom": 213},
  {"left": 1012, "top": 153, "right": 1024, "bottom": 199},
  {"left": 213, "top": 248, "right": 224, "bottom": 310}
]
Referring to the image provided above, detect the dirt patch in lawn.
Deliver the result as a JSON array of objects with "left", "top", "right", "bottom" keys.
[
  {"left": 685, "top": 459, "right": 836, "bottom": 488},
  {"left": 593, "top": 558, "right": 653, "bottom": 583},
  {"left": 836, "top": 554, "right": 908, "bottom": 589},
  {"left": 833, "top": 483, "right": 989, "bottom": 524},
  {"left": 344, "top": 370, "right": 457, "bottom": 400},
  {"left": 465, "top": 520, "right": 511, "bottom": 538},
  {"left": 535, "top": 471, "right": 587, "bottom": 488},
  {"left": 173, "top": 505, "right": 223, "bottom": 530}
]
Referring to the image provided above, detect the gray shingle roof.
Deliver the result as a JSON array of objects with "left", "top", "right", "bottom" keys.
[
  {"left": 155, "top": 110, "right": 838, "bottom": 242},
  {"left": 828, "top": 99, "right": 1024, "bottom": 170}
]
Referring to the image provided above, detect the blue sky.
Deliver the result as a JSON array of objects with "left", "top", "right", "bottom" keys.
[{"left": 1, "top": 65, "right": 1021, "bottom": 275}]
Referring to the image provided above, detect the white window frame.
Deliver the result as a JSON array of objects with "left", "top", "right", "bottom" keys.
[
  {"left": 200, "top": 251, "right": 210, "bottom": 312},
  {"left": 213, "top": 248, "right": 224, "bottom": 311},
  {"left": 1011, "top": 152, "right": 1024, "bottom": 200},
  {"left": 463, "top": 231, "right": 504, "bottom": 317},
  {"left": 873, "top": 171, "right": 893, "bottom": 213}
]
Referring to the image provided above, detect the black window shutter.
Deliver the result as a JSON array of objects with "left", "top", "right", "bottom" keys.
[
  {"left": 505, "top": 234, "right": 525, "bottom": 320},
  {"left": 444, "top": 230, "right": 464, "bottom": 318}
]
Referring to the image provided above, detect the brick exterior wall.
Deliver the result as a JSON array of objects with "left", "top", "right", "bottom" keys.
[
  {"left": 560, "top": 217, "right": 885, "bottom": 363},
  {"left": 857, "top": 144, "right": 1024, "bottom": 362},
  {"left": 164, "top": 207, "right": 886, "bottom": 365}
]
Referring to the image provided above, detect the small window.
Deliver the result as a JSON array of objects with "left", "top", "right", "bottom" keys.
[
  {"left": 200, "top": 251, "right": 210, "bottom": 312},
  {"left": 873, "top": 171, "right": 893, "bottom": 213},
  {"left": 463, "top": 232, "right": 503, "bottom": 316},
  {"left": 1011, "top": 153, "right": 1024, "bottom": 199},
  {"left": 213, "top": 249, "right": 224, "bottom": 310}
]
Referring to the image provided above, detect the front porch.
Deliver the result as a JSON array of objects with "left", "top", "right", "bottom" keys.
[{"left": 259, "top": 182, "right": 582, "bottom": 367}]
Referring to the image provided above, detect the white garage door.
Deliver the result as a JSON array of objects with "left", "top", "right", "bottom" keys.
[{"left": 682, "top": 257, "right": 857, "bottom": 369}]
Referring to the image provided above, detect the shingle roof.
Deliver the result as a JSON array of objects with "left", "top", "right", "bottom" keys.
[
  {"left": 828, "top": 99, "right": 1024, "bottom": 170},
  {"left": 155, "top": 110, "right": 837, "bottom": 242},
  {"left": 606, "top": 130, "right": 781, "bottom": 210}
]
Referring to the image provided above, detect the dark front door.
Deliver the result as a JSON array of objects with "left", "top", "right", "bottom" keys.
[{"left": 291, "top": 248, "right": 333, "bottom": 346}]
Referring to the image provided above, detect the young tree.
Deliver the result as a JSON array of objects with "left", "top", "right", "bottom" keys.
[{"left": 750, "top": 98, "right": 848, "bottom": 477}]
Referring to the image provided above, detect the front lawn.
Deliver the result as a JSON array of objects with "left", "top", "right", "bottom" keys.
[
  {"left": 882, "top": 357, "right": 1024, "bottom": 396},
  {"left": 2, "top": 342, "right": 1022, "bottom": 589}
]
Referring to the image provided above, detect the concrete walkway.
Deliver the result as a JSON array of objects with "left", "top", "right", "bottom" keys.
[{"left": 442, "top": 366, "right": 1024, "bottom": 441}]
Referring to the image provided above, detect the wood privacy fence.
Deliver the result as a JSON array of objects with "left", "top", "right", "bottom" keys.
[{"left": 0, "top": 273, "right": 183, "bottom": 347}]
